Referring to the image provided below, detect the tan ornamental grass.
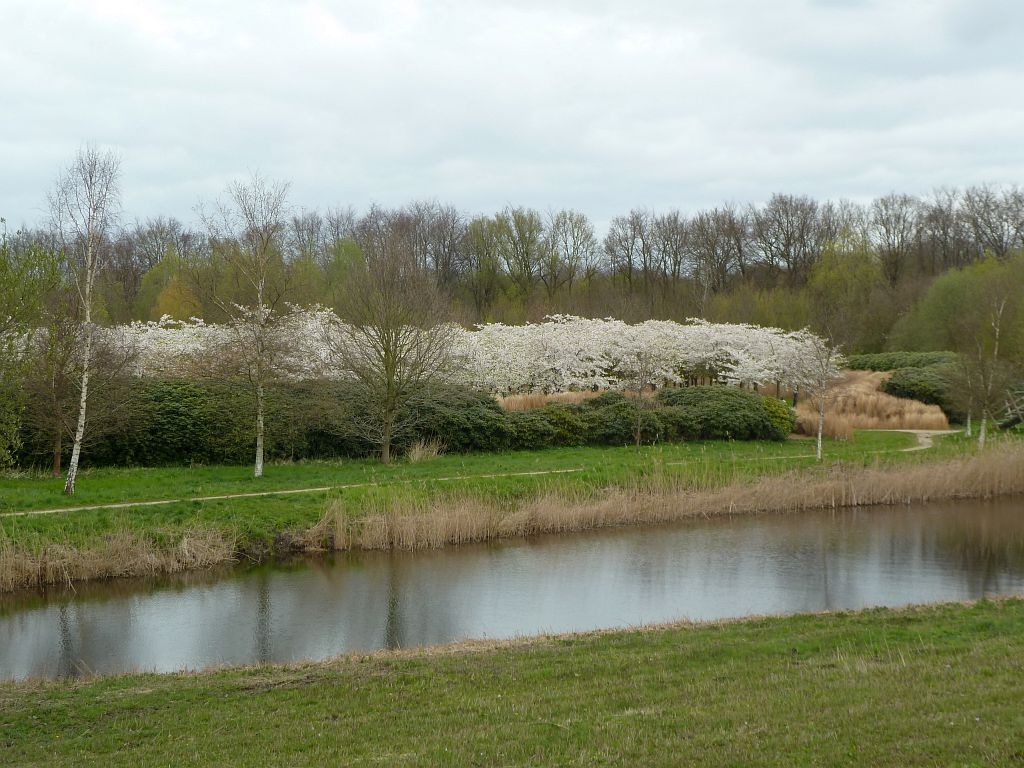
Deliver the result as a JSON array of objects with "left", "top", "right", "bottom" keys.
[
  {"left": 406, "top": 439, "right": 447, "bottom": 464},
  {"left": 498, "top": 391, "right": 603, "bottom": 411},
  {"left": 795, "top": 370, "right": 949, "bottom": 435}
]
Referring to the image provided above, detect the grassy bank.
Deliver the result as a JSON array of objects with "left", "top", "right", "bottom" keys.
[
  {"left": 3, "top": 599, "right": 1024, "bottom": 766},
  {"left": 2, "top": 431, "right": 1021, "bottom": 591}
]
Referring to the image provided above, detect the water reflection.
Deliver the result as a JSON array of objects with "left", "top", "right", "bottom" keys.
[{"left": 1, "top": 497, "right": 1022, "bottom": 680}]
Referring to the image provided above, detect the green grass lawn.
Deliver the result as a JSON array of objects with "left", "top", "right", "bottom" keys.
[
  {"left": 2, "top": 598, "right": 1023, "bottom": 767},
  {"left": 1, "top": 430, "right": 919, "bottom": 513}
]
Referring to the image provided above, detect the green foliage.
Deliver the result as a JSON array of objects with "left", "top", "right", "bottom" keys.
[
  {"left": 14, "top": 378, "right": 803, "bottom": 470},
  {"left": 881, "top": 366, "right": 962, "bottom": 421},
  {"left": 806, "top": 237, "right": 892, "bottom": 351},
  {"left": 579, "top": 401, "right": 661, "bottom": 446},
  {"left": 655, "top": 386, "right": 786, "bottom": 441},
  {"left": 0, "top": 378, "right": 22, "bottom": 469},
  {"left": 410, "top": 386, "right": 513, "bottom": 453},
  {"left": 761, "top": 396, "right": 797, "bottom": 436},
  {"left": 507, "top": 410, "right": 559, "bottom": 450},
  {"left": 535, "top": 405, "right": 589, "bottom": 447},
  {"left": 846, "top": 351, "right": 958, "bottom": 371}
]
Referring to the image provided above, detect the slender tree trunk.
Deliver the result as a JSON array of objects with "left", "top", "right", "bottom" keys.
[
  {"left": 52, "top": 430, "right": 62, "bottom": 477},
  {"left": 965, "top": 411, "right": 972, "bottom": 438},
  {"left": 978, "top": 411, "right": 987, "bottom": 450},
  {"left": 254, "top": 382, "right": 265, "bottom": 478},
  {"left": 63, "top": 322, "right": 91, "bottom": 495},
  {"left": 381, "top": 419, "right": 392, "bottom": 465},
  {"left": 816, "top": 399, "right": 825, "bottom": 462}
]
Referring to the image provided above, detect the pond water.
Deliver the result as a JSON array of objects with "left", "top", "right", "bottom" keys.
[{"left": 2, "top": 496, "right": 1023, "bottom": 680}]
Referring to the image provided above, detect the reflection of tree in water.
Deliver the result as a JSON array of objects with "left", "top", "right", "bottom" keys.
[
  {"left": 383, "top": 556, "right": 404, "bottom": 649},
  {"left": 254, "top": 572, "right": 272, "bottom": 663},
  {"left": 935, "top": 511, "right": 1024, "bottom": 594},
  {"left": 57, "top": 604, "right": 79, "bottom": 678}
]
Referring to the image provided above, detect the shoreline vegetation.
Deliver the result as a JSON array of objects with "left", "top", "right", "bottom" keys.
[
  {"left": 1, "top": 433, "right": 1022, "bottom": 593},
  {"left": 2, "top": 598, "right": 1024, "bottom": 765}
]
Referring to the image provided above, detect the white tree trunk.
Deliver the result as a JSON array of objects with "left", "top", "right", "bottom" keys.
[
  {"left": 965, "top": 412, "right": 972, "bottom": 438},
  {"left": 254, "top": 382, "right": 265, "bottom": 478},
  {"left": 978, "top": 412, "right": 987, "bottom": 450},
  {"left": 816, "top": 400, "right": 824, "bottom": 462},
  {"left": 63, "top": 322, "right": 92, "bottom": 495}
]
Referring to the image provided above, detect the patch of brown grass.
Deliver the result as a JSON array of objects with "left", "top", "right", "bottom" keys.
[
  {"left": 499, "top": 389, "right": 658, "bottom": 411},
  {"left": 0, "top": 527, "right": 237, "bottom": 593},
  {"left": 309, "top": 446, "right": 1024, "bottom": 552},
  {"left": 406, "top": 439, "right": 446, "bottom": 463},
  {"left": 498, "top": 391, "right": 602, "bottom": 411},
  {"left": 795, "top": 411, "right": 855, "bottom": 441},
  {"left": 796, "top": 370, "right": 949, "bottom": 434}
]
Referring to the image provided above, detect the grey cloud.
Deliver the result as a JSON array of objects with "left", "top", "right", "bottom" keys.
[{"left": 1, "top": 0, "right": 1022, "bottom": 233}]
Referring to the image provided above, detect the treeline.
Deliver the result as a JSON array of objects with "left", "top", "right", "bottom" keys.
[{"left": 5, "top": 183, "right": 1024, "bottom": 352}]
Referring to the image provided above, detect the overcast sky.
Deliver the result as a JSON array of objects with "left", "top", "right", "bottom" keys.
[{"left": 3, "top": 0, "right": 1023, "bottom": 231}]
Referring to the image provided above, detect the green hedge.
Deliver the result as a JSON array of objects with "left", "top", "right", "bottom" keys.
[
  {"left": 880, "top": 366, "right": 963, "bottom": 422},
  {"left": 16, "top": 380, "right": 793, "bottom": 469},
  {"left": 846, "top": 351, "right": 957, "bottom": 371},
  {"left": 654, "top": 386, "right": 790, "bottom": 441}
]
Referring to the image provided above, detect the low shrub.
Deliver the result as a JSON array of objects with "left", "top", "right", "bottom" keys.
[
  {"left": 580, "top": 401, "right": 662, "bottom": 446},
  {"left": 535, "top": 405, "right": 589, "bottom": 447},
  {"left": 880, "top": 366, "right": 959, "bottom": 418},
  {"left": 583, "top": 391, "right": 629, "bottom": 409},
  {"left": 655, "top": 386, "right": 786, "bottom": 441},
  {"left": 657, "top": 406, "right": 700, "bottom": 442},
  {"left": 507, "top": 410, "right": 559, "bottom": 451},
  {"left": 762, "top": 397, "right": 797, "bottom": 436},
  {"left": 407, "top": 386, "right": 513, "bottom": 453}
]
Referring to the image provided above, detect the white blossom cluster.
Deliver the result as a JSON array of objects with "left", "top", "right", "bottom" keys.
[{"left": 112, "top": 310, "right": 840, "bottom": 395}]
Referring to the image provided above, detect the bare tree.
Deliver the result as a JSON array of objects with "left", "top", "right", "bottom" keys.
[
  {"left": 548, "top": 209, "right": 599, "bottom": 297},
  {"left": 962, "top": 184, "right": 1024, "bottom": 259},
  {"left": 328, "top": 233, "right": 458, "bottom": 464},
  {"left": 751, "top": 194, "right": 824, "bottom": 286},
  {"left": 604, "top": 210, "right": 653, "bottom": 292},
  {"left": 196, "top": 173, "right": 291, "bottom": 478},
  {"left": 48, "top": 145, "right": 121, "bottom": 494},
  {"left": 871, "top": 192, "right": 920, "bottom": 285},
  {"left": 690, "top": 209, "right": 735, "bottom": 307},
  {"left": 650, "top": 210, "right": 690, "bottom": 289}
]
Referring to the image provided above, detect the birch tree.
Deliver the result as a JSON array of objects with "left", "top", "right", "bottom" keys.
[
  {"left": 196, "top": 173, "right": 290, "bottom": 478},
  {"left": 792, "top": 331, "right": 844, "bottom": 461},
  {"left": 48, "top": 146, "right": 121, "bottom": 494}
]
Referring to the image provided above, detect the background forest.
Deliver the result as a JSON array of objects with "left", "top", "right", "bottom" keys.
[{"left": 5, "top": 183, "right": 1024, "bottom": 352}]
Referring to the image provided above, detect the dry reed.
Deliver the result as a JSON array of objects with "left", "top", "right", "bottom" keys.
[
  {"left": 406, "top": 439, "right": 446, "bottom": 463},
  {"left": 309, "top": 446, "right": 1024, "bottom": 552},
  {"left": 0, "top": 527, "right": 236, "bottom": 593}
]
